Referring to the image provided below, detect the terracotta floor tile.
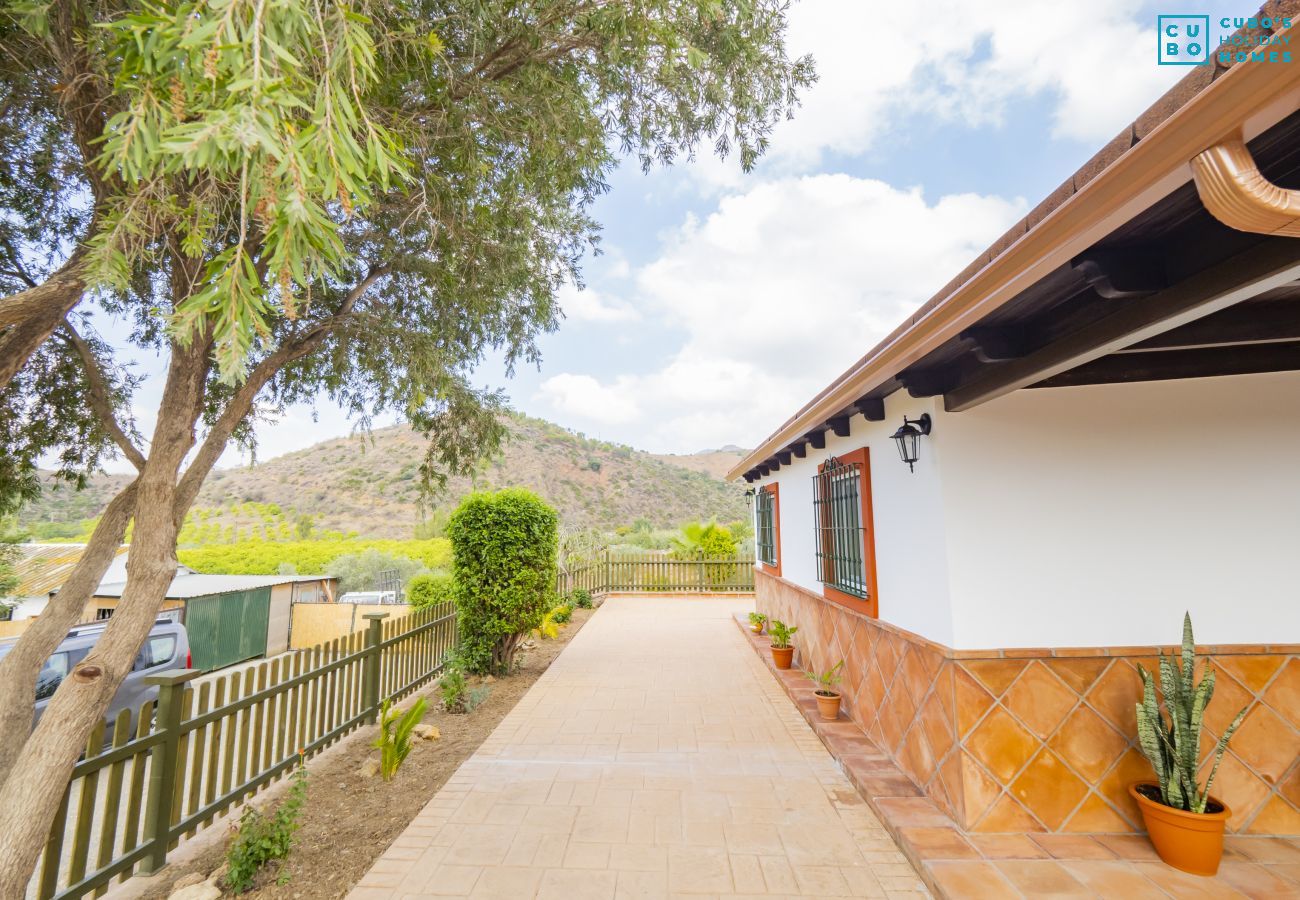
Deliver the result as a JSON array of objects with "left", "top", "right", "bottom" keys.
[
  {"left": 1227, "top": 836, "right": 1300, "bottom": 864},
  {"left": 923, "top": 861, "right": 1020, "bottom": 898},
  {"left": 1095, "top": 833, "right": 1162, "bottom": 861},
  {"left": 1028, "top": 833, "right": 1118, "bottom": 860},
  {"left": 995, "top": 859, "right": 1093, "bottom": 897},
  {"left": 1217, "top": 860, "right": 1300, "bottom": 899},
  {"left": 896, "top": 826, "right": 981, "bottom": 861},
  {"left": 1059, "top": 860, "right": 1170, "bottom": 898},
  {"left": 969, "top": 833, "right": 1050, "bottom": 859},
  {"left": 1134, "top": 861, "right": 1253, "bottom": 898}
]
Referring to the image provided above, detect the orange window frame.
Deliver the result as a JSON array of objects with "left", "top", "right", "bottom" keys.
[
  {"left": 816, "top": 446, "right": 879, "bottom": 618},
  {"left": 758, "top": 483, "right": 781, "bottom": 576}
]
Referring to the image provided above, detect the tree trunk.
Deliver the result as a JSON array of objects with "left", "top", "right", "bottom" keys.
[
  {"left": 0, "top": 481, "right": 136, "bottom": 775},
  {"left": 0, "top": 252, "right": 87, "bottom": 391},
  {"left": 0, "top": 335, "right": 206, "bottom": 897}
]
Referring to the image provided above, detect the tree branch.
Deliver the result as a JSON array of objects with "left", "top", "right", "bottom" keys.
[
  {"left": 173, "top": 268, "right": 387, "bottom": 513},
  {"left": 60, "top": 318, "right": 146, "bottom": 470}
]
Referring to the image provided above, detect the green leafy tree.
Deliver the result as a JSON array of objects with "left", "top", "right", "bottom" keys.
[
  {"left": 448, "top": 489, "right": 557, "bottom": 674},
  {"left": 327, "top": 548, "right": 424, "bottom": 594},
  {"left": 406, "top": 572, "right": 455, "bottom": 609},
  {"left": 671, "top": 519, "right": 737, "bottom": 558},
  {"left": 0, "top": 0, "right": 811, "bottom": 889}
]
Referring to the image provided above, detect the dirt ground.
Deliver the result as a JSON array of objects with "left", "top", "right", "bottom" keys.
[{"left": 142, "top": 607, "right": 593, "bottom": 899}]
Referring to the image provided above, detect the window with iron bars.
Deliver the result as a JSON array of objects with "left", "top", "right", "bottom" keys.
[
  {"left": 756, "top": 488, "right": 777, "bottom": 567},
  {"left": 812, "top": 457, "right": 867, "bottom": 599}
]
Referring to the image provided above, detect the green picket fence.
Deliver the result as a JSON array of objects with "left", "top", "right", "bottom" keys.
[
  {"left": 557, "top": 551, "right": 755, "bottom": 595},
  {"left": 31, "top": 602, "right": 456, "bottom": 900}
]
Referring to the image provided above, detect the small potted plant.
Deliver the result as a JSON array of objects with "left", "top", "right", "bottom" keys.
[
  {"left": 768, "top": 620, "right": 797, "bottom": 670},
  {"left": 748, "top": 612, "right": 768, "bottom": 635},
  {"left": 1129, "top": 612, "right": 1248, "bottom": 877},
  {"left": 807, "top": 660, "right": 844, "bottom": 719}
]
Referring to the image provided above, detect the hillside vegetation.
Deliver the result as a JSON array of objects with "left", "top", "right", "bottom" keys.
[{"left": 18, "top": 414, "right": 749, "bottom": 540}]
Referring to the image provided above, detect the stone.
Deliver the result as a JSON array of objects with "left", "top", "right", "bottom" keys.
[
  {"left": 168, "top": 883, "right": 221, "bottom": 900},
  {"left": 360, "top": 757, "right": 381, "bottom": 778},
  {"left": 171, "top": 872, "right": 205, "bottom": 891},
  {"left": 413, "top": 723, "right": 440, "bottom": 741},
  {"left": 209, "top": 863, "right": 228, "bottom": 887}
]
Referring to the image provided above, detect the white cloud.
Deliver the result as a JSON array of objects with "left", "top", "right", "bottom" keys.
[
  {"left": 535, "top": 173, "right": 1026, "bottom": 450},
  {"left": 537, "top": 373, "right": 642, "bottom": 425},
  {"left": 683, "top": 0, "right": 1183, "bottom": 186},
  {"left": 557, "top": 282, "right": 640, "bottom": 323}
]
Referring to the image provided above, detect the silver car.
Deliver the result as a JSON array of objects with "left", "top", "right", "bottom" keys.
[{"left": 0, "top": 617, "right": 191, "bottom": 737}]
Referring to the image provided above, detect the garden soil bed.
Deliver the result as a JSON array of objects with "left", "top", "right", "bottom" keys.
[{"left": 141, "top": 607, "right": 593, "bottom": 900}]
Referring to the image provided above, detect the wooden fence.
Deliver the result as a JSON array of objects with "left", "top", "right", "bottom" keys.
[
  {"left": 31, "top": 602, "right": 456, "bottom": 900},
  {"left": 557, "top": 551, "right": 755, "bottom": 595}
]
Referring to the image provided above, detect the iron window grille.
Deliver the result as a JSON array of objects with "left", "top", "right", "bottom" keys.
[
  {"left": 812, "top": 457, "right": 868, "bottom": 599},
  {"left": 756, "top": 489, "right": 777, "bottom": 567}
]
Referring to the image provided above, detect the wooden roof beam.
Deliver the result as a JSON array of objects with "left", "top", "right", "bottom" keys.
[{"left": 944, "top": 238, "right": 1300, "bottom": 412}]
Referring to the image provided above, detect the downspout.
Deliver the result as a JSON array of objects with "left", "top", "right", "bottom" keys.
[{"left": 1191, "top": 138, "right": 1300, "bottom": 236}]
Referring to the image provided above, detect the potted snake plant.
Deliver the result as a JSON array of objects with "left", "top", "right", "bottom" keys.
[
  {"left": 807, "top": 660, "right": 844, "bottom": 719},
  {"left": 1130, "top": 613, "right": 1248, "bottom": 877},
  {"left": 748, "top": 612, "right": 768, "bottom": 635},
  {"left": 768, "top": 620, "right": 797, "bottom": 670}
]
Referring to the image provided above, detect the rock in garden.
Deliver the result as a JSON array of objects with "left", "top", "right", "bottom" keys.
[
  {"left": 167, "top": 882, "right": 221, "bottom": 900},
  {"left": 412, "top": 724, "right": 440, "bottom": 741},
  {"left": 360, "top": 758, "right": 381, "bottom": 778},
  {"left": 170, "top": 873, "right": 205, "bottom": 891}
]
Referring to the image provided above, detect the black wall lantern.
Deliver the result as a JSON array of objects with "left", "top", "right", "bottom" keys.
[
  {"left": 744, "top": 487, "right": 755, "bottom": 508},
  {"left": 890, "top": 413, "right": 932, "bottom": 473}
]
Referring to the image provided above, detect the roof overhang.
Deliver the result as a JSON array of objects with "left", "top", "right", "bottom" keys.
[{"left": 730, "top": 48, "right": 1300, "bottom": 482}]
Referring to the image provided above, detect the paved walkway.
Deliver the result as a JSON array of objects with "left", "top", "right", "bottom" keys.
[{"left": 349, "top": 595, "right": 928, "bottom": 899}]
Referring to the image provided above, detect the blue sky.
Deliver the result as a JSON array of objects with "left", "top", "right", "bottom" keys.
[{"left": 104, "top": 0, "right": 1251, "bottom": 470}]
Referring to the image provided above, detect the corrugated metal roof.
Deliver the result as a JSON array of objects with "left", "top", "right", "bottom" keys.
[
  {"left": 10, "top": 544, "right": 130, "bottom": 598},
  {"left": 93, "top": 572, "right": 335, "bottom": 600}
]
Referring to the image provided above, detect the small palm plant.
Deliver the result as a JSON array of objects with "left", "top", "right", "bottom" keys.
[
  {"left": 807, "top": 660, "right": 844, "bottom": 697},
  {"left": 768, "top": 619, "right": 797, "bottom": 649},
  {"left": 1134, "top": 613, "right": 1248, "bottom": 813},
  {"left": 372, "top": 697, "right": 428, "bottom": 781}
]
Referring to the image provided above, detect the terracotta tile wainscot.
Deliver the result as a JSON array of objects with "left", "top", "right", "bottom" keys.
[{"left": 755, "top": 570, "right": 1300, "bottom": 838}]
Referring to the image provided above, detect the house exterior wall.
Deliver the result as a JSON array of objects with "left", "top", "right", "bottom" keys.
[
  {"left": 937, "top": 371, "right": 1300, "bottom": 649},
  {"left": 749, "top": 371, "right": 1300, "bottom": 836},
  {"left": 751, "top": 391, "right": 957, "bottom": 646}
]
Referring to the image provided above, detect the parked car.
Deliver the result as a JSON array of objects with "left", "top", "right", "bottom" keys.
[{"left": 0, "top": 617, "right": 191, "bottom": 737}]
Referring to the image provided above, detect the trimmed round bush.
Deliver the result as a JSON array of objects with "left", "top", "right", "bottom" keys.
[
  {"left": 448, "top": 489, "right": 558, "bottom": 674},
  {"left": 407, "top": 572, "right": 455, "bottom": 609}
]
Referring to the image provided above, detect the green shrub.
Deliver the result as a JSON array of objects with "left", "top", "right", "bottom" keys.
[
  {"left": 373, "top": 697, "right": 427, "bottom": 781},
  {"left": 407, "top": 572, "right": 455, "bottom": 608},
  {"left": 179, "top": 537, "right": 452, "bottom": 575},
  {"left": 551, "top": 603, "right": 573, "bottom": 624},
  {"left": 570, "top": 588, "right": 593, "bottom": 609},
  {"left": 225, "top": 760, "right": 307, "bottom": 892},
  {"left": 439, "top": 661, "right": 489, "bottom": 713},
  {"left": 448, "top": 488, "right": 558, "bottom": 674}
]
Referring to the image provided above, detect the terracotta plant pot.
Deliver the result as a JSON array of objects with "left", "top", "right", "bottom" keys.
[
  {"left": 815, "top": 691, "right": 841, "bottom": 720},
  {"left": 770, "top": 645, "right": 794, "bottom": 670},
  {"left": 1130, "top": 782, "right": 1231, "bottom": 876}
]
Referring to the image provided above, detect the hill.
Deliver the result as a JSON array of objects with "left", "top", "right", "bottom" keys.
[{"left": 18, "top": 414, "right": 750, "bottom": 541}]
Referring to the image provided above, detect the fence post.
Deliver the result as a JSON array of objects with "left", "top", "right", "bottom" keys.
[
  {"left": 604, "top": 549, "right": 612, "bottom": 593},
  {"left": 361, "top": 613, "right": 389, "bottom": 724},
  {"left": 140, "top": 668, "right": 200, "bottom": 874},
  {"left": 697, "top": 554, "right": 705, "bottom": 592}
]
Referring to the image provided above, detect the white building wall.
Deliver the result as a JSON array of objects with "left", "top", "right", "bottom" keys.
[
  {"left": 936, "top": 371, "right": 1300, "bottom": 649},
  {"left": 753, "top": 393, "right": 959, "bottom": 647}
]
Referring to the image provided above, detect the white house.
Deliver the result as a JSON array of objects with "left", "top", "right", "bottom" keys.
[{"left": 732, "top": 55, "right": 1300, "bottom": 838}]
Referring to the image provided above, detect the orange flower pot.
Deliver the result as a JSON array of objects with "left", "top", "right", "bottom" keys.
[
  {"left": 1130, "top": 782, "right": 1230, "bottom": 876},
  {"left": 815, "top": 691, "right": 841, "bottom": 720},
  {"left": 770, "top": 645, "right": 794, "bottom": 669}
]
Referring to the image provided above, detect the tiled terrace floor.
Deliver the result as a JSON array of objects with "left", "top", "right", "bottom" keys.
[{"left": 349, "top": 595, "right": 930, "bottom": 899}]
